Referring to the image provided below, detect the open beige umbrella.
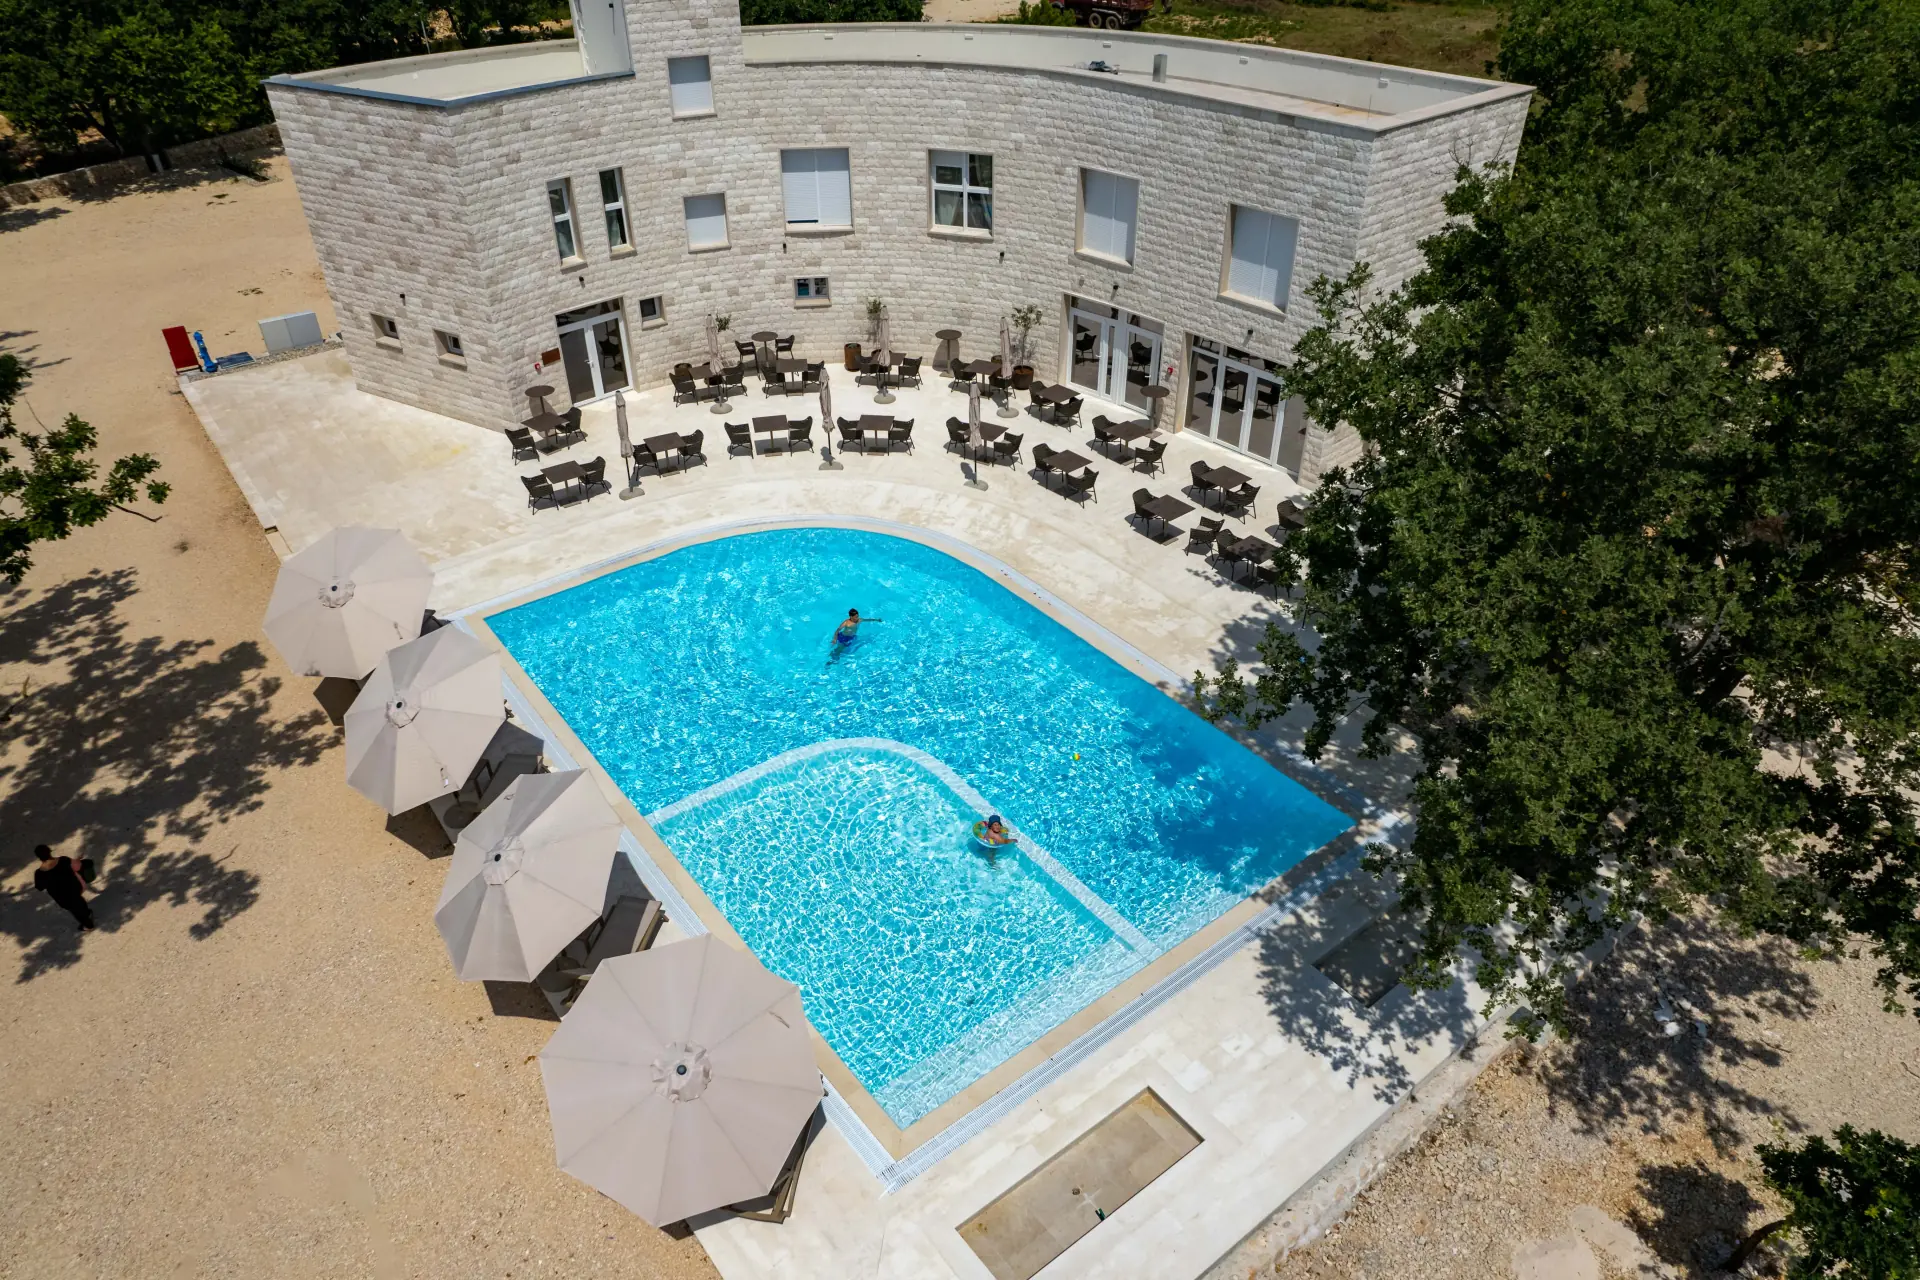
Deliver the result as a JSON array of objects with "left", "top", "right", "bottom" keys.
[
  {"left": 344, "top": 626, "right": 503, "bottom": 814},
  {"left": 263, "top": 526, "right": 432, "bottom": 678},
  {"left": 540, "top": 934, "right": 821, "bottom": 1227},
  {"left": 434, "top": 770, "right": 621, "bottom": 982}
]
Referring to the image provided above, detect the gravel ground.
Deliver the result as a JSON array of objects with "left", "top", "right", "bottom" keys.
[{"left": 1271, "top": 912, "right": 1920, "bottom": 1279}]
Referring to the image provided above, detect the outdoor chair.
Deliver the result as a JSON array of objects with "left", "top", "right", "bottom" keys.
[
  {"left": 521, "top": 474, "right": 555, "bottom": 511},
  {"left": 787, "top": 416, "right": 815, "bottom": 452},
  {"left": 797, "top": 363, "right": 824, "bottom": 395},
  {"left": 945, "top": 418, "right": 971, "bottom": 454},
  {"left": 763, "top": 371, "right": 790, "bottom": 397},
  {"left": 988, "top": 372, "right": 1010, "bottom": 404},
  {"left": 1221, "top": 482, "right": 1259, "bottom": 520},
  {"left": 560, "top": 406, "right": 585, "bottom": 448},
  {"left": 775, "top": 335, "right": 795, "bottom": 354},
  {"left": 681, "top": 430, "right": 706, "bottom": 467},
  {"left": 1092, "top": 415, "right": 1119, "bottom": 454},
  {"left": 507, "top": 427, "right": 538, "bottom": 462},
  {"left": 838, "top": 419, "right": 865, "bottom": 453},
  {"left": 1131, "top": 488, "right": 1157, "bottom": 528},
  {"left": 899, "top": 355, "right": 923, "bottom": 387},
  {"left": 887, "top": 419, "right": 914, "bottom": 453},
  {"left": 1273, "top": 496, "right": 1309, "bottom": 531},
  {"left": 718, "top": 364, "right": 747, "bottom": 394},
  {"left": 632, "top": 443, "right": 660, "bottom": 475},
  {"left": 1028, "top": 385, "right": 1049, "bottom": 411},
  {"left": 1132, "top": 438, "right": 1167, "bottom": 476},
  {"left": 1213, "top": 525, "right": 1245, "bottom": 565},
  {"left": 1185, "top": 516, "right": 1224, "bottom": 555},
  {"left": 1251, "top": 561, "right": 1283, "bottom": 596},
  {"left": 991, "top": 431, "right": 1023, "bottom": 467},
  {"left": 671, "top": 372, "right": 702, "bottom": 406},
  {"left": 1032, "top": 442, "right": 1056, "bottom": 474},
  {"left": 534, "top": 894, "right": 667, "bottom": 1018},
  {"left": 734, "top": 339, "right": 757, "bottom": 368},
  {"left": 724, "top": 423, "right": 753, "bottom": 458},
  {"left": 1189, "top": 461, "right": 1219, "bottom": 503},
  {"left": 1053, "top": 394, "right": 1083, "bottom": 427},
  {"left": 580, "top": 456, "right": 608, "bottom": 497},
  {"left": 1062, "top": 469, "right": 1098, "bottom": 503}
]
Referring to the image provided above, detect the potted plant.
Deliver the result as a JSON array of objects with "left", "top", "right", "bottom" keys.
[{"left": 1010, "top": 304, "right": 1043, "bottom": 390}]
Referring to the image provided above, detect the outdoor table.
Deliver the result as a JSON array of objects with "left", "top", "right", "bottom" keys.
[
  {"left": 1199, "top": 464, "right": 1250, "bottom": 506},
  {"left": 752, "top": 415, "right": 793, "bottom": 453},
  {"left": 775, "top": 356, "right": 808, "bottom": 374},
  {"left": 1223, "top": 533, "right": 1275, "bottom": 580},
  {"left": 525, "top": 384, "right": 554, "bottom": 416},
  {"left": 541, "top": 458, "right": 583, "bottom": 498},
  {"left": 1142, "top": 493, "right": 1193, "bottom": 538},
  {"left": 644, "top": 432, "right": 684, "bottom": 471},
  {"left": 750, "top": 330, "right": 779, "bottom": 375},
  {"left": 1108, "top": 420, "right": 1155, "bottom": 459},
  {"left": 525, "top": 409, "right": 567, "bottom": 434},
  {"left": 1141, "top": 383, "right": 1171, "bottom": 428},
  {"left": 963, "top": 358, "right": 999, "bottom": 378},
  {"left": 934, "top": 329, "right": 962, "bottom": 369},
  {"left": 975, "top": 423, "right": 1007, "bottom": 443},
  {"left": 1040, "top": 448, "right": 1092, "bottom": 487},
  {"left": 1036, "top": 383, "right": 1076, "bottom": 404}
]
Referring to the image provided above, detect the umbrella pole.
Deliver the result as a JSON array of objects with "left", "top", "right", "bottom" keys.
[{"left": 620, "top": 453, "right": 643, "bottom": 500}]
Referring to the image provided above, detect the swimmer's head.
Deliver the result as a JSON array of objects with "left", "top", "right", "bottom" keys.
[
  {"left": 848, "top": 609, "right": 859, "bottom": 620},
  {"left": 988, "top": 814, "right": 1003, "bottom": 829}
]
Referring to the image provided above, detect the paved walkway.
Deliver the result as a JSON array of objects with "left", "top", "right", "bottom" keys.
[{"left": 184, "top": 351, "right": 1491, "bottom": 1280}]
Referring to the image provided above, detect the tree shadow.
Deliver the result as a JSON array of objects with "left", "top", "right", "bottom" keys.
[
  {"left": 1535, "top": 912, "right": 1819, "bottom": 1152},
  {"left": 1628, "top": 1160, "right": 1769, "bottom": 1272},
  {"left": 0, "top": 569, "right": 333, "bottom": 980},
  {"left": 0, "top": 205, "right": 67, "bottom": 234}
]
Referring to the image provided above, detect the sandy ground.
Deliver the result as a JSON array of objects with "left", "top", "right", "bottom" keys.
[
  {"left": 923, "top": 0, "right": 1020, "bottom": 21},
  {"left": 0, "top": 162, "right": 716, "bottom": 1278}
]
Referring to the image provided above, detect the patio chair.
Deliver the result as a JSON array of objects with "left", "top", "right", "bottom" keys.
[
  {"left": 945, "top": 418, "right": 971, "bottom": 454},
  {"left": 887, "top": 419, "right": 914, "bottom": 453},
  {"left": 1132, "top": 438, "right": 1167, "bottom": 476},
  {"left": 724, "top": 422, "right": 753, "bottom": 458},
  {"left": 799, "top": 362, "right": 824, "bottom": 393},
  {"left": 1032, "top": 442, "right": 1056, "bottom": 474},
  {"left": 560, "top": 406, "right": 585, "bottom": 448},
  {"left": 1221, "top": 482, "right": 1259, "bottom": 520},
  {"left": 681, "top": 429, "right": 706, "bottom": 467},
  {"left": 787, "top": 416, "right": 815, "bottom": 452},
  {"left": 535, "top": 894, "right": 667, "bottom": 1018},
  {"left": 1273, "top": 496, "right": 1309, "bottom": 531},
  {"left": 988, "top": 372, "right": 1010, "bottom": 404},
  {"left": 670, "top": 371, "right": 702, "bottom": 406},
  {"left": 991, "top": 431, "right": 1023, "bottom": 467},
  {"left": 838, "top": 419, "right": 865, "bottom": 453},
  {"left": 899, "top": 355, "right": 923, "bottom": 387},
  {"left": 1189, "top": 461, "right": 1219, "bottom": 504},
  {"left": 763, "top": 370, "right": 789, "bottom": 397},
  {"left": 734, "top": 339, "right": 757, "bottom": 366},
  {"left": 1131, "top": 488, "right": 1157, "bottom": 529},
  {"left": 1028, "top": 384, "right": 1050, "bottom": 412},
  {"left": 1185, "top": 515, "right": 1223, "bottom": 555},
  {"left": 1092, "top": 415, "right": 1119, "bottom": 455},
  {"left": 718, "top": 364, "right": 747, "bottom": 394},
  {"left": 632, "top": 442, "right": 660, "bottom": 475},
  {"left": 507, "top": 427, "right": 538, "bottom": 462},
  {"left": 1061, "top": 469, "right": 1098, "bottom": 504},
  {"left": 521, "top": 474, "right": 555, "bottom": 510},
  {"left": 775, "top": 335, "right": 795, "bottom": 354},
  {"left": 1251, "top": 561, "right": 1284, "bottom": 596},
  {"left": 1213, "top": 524, "right": 1245, "bottom": 565},
  {"left": 1053, "top": 394, "right": 1083, "bottom": 428},
  {"left": 580, "top": 456, "right": 608, "bottom": 497}
]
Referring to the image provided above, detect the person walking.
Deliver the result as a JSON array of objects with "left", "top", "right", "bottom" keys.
[{"left": 33, "top": 845, "right": 94, "bottom": 932}]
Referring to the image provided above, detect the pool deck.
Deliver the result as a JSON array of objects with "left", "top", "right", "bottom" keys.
[{"left": 185, "top": 349, "right": 1496, "bottom": 1280}]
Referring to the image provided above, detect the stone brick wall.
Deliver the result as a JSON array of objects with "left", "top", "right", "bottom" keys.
[{"left": 268, "top": 3, "right": 1529, "bottom": 483}]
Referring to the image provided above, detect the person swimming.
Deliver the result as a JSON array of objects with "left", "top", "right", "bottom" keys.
[
  {"left": 973, "top": 814, "right": 1015, "bottom": 864},
  {"left": 828, "top": 608, "right": 881, "bottom": 661}
]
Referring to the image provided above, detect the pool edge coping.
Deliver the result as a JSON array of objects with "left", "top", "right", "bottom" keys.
[{"left": 451, "top": 520, "right": 1396, "bottom": 1188}]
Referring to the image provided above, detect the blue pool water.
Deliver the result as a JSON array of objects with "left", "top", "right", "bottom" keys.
[{"left": 490, "top": 528, "right": 1351, "bottom": 1126}]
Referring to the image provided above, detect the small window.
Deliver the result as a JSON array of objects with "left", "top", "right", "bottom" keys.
[
  {"left": 931, "top": 150, "right": 992, "bottom": 231},
  {"left": 547, "top": 179, "right": 578, "bottom": 260},
  {"left": 780, "top": 149, "right": 852, "bottom": 228},
  {"left": 683, "top": 193, "right": 729, "bottom": 250},
  {"left": 435, "top": 330, "right": 464, "bottom": 357},
  {"left": 1079, "top": 168, "right": 1139, "bottom": 265},
  {"left": 372, "top": 313, "right": 399, "bottom": 342},
  {"left": 794, "top": 277, "right": 829, "bottom": 299},
  {"left": 599, "top": 169, "right": 629, "bottom": 250},
  {"left": 637, "top": 295, "right": 664, "bottom": 323},
  {"left": 668, "top": 56, "right": 714, "bottom": 117},
  {"left": 1224, "top": 204, "right": 1300, "bottom": 311}
]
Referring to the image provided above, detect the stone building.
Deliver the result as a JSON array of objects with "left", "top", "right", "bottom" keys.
[{"left": 265, "top": 2, "right": 1530, "bottom": 486}]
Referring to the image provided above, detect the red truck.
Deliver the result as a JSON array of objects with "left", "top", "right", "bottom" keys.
[{"left": 1050, "top": 0, "right": 1169, "bottom": 31}]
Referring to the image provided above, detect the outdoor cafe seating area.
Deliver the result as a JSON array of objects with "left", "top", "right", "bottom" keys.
[{"left": 512, "top": 324, "right": 1304, "bottom": 592}]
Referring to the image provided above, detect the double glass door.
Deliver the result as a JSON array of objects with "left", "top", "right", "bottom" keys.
[
  {"left": 554, "top": 299, "right": 630, "bottom": 404},
  {"left": 1067, "top": 303, "right": 1163, "bottom": 414},
  {"left": 1185, "top": 338, "right": 1302, "bottom": 473}
]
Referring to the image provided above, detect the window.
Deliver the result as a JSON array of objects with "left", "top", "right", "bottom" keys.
[
  {"left": 435, "top": 330, "right": 464, "bottom": 357},
  {"left": 1079, "top": 168, "right": 1139, "bottom": 264},
  {"left": 599, "top": 169, "right": 629, "bottom": 250},
  {"left": 794, "top": 276, "right": 829, "bottom": 300},
  {"left": 1224, "top": 205, "right": 1300, "bottom": 310},
  {"left": 637, "top": 295, "right": 664, "bottom": 324},
  {"left": 780, "top": 148, "right": 852, "bottom": 228},
  {"left": 683, "top": 193, "right": 729, "bottom": 250},
  {"left": 668, "top": 56, "right": 713, "bottom": 117},
  {"left": 930, "top": 150, "right": 992, "bottom": 231},
  {"left": 547, "top": 179, "right": 578, "bottom": 260},
  {"left": 371, "top": 314, "right": 399, "bottom": 342}
]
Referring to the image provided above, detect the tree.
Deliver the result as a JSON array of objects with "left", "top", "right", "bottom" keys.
[
  {"left": 738, "top": 0, "right": 922, "bottom": 23},
  {"left": 1720, "top": 1127, "right": 1920, "bottom": 1277},
  {"left": 0, "top": 354, "right": 169, "bottom": 585},
  {"left": 1194, "top": 0, "right": 1920, "bottom": 1032}
]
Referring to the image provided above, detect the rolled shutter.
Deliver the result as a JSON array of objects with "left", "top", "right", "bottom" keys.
[
  {"left": 684, "top": 194, "right": 727, "bottom": 248},
  {"left": 668, "top": 57, "right": 713, "bottom": 115},
  {"left": 817, "top": 149, "right": 851, "bottom": 227},
  {"left": 1228, "top": 206, "right": 1299, "bottom": 307},
  {"left": 781, "top": 150, "right": 820, "bottom": 224}
]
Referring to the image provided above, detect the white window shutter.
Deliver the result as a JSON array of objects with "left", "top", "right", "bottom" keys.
[
  {"left": 781, "top": 150, "right": 820, "bottom": 224},
  {"left": 1228, "top": 205, "right": 1299, "bottom": 307},
  {"left": 1083, "top": 170, "right": 1137, "bottom": 262},
  {"left": 818, "top": 149, "right": 851, "bottom": 227},
  {"left": 684, "top": 193, "right": 727, "bottom": 248},
  {"left": 668, "top": 57, "right": 713, "bottom": 115},
  {"left": 1112, "top": 173, "right": 1137, "bottom": 262}
]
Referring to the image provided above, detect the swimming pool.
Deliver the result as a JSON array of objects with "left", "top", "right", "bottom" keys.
[{"left": 489, "top": 528, "right": 1352, "bottom": 1127}]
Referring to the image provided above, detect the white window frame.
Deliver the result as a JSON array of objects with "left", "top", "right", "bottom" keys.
[
  {"left": 1222, "top": 204, "right": 1300, "bottom": 312},
  {"left": 598, "top": 168, "right": 629, "bottom": 251},
  {"left": 930, "top": 150, "right": 993, "bottom": 232},
  {"left": 780, "top": 148, "right": 852, "bottom": 230},
  {"left": 547, "top": 179, "right": 578, "bottom": 261},
  {"left": 1078, "top": 168, "right": 1139, "bottom": 265},
  {"left": 794, "top": 276, "right": 830, "bottom": 299},
  {"left": 667, "top": 56, "right": 714, "bottom": 118},
  {"left": 683, "top": 193, "right": 729, "bottom": 251},
  {"left": 637, "top": 295, "right": 665, "bottom": 326},
  {"left": 372, "top": 313, "right": 400, "bottom": 342}
]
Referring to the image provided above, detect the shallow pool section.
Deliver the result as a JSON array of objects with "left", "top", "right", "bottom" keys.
[{"left": 490, "top": 527, "right": 1353, "bottom": 1126}]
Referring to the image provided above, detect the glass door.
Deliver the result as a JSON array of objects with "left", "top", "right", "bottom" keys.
[
  {"left": 553, "top": 300, "right": 630, "bottom": 403},
  {"left": 1183, "top": 336, "right": 1297, "bottom": 471},
  {"left": 1066, "top": 301, "right": 1163, "bottom": 410}
]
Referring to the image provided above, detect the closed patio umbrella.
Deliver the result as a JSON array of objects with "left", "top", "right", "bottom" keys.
[
  {"left": 540, "top": 934, "right": 821, "bottom": 1227},
  {"left": 704, "top": 314, "right": 722, "bottom": 369},
  {"left": 873, "top": 307, "right": 895, "bottom": 405},
  {"left": 344, "top": 626, "right": 503, "bottom": 814},
  {"left": 615, "top": 389, "right": 639, "bottom": 496},
  {"left": 434, "top": 770, "right": 621, "bottom": 982},
  {"left": 968, "top": 378, "right": 984, "bottom": 454},
  {"left": 998, "top": 315, "right": 1018, "bottom": 418},
  {"left": 263, "top": 526, "right": 432, "bottom": 678}
]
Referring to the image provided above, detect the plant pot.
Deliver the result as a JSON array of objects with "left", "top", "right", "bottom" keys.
[
  {"left": 844, "top": 343, "right": 862, "bottom": 372},
  {"left": 1011, "top": 365, "right": 1034, "bottom": 391}
]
